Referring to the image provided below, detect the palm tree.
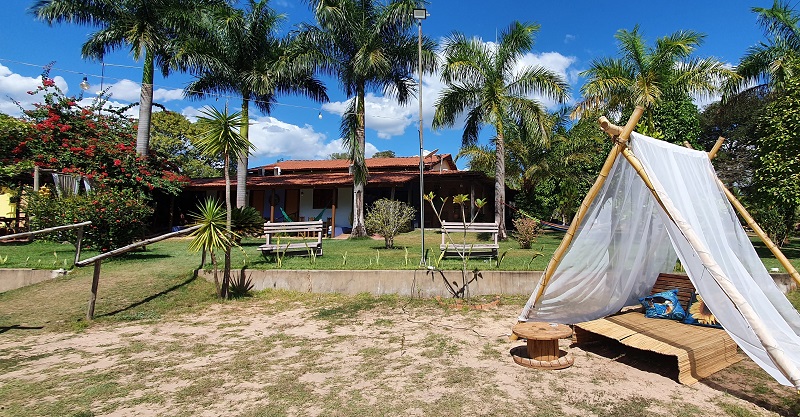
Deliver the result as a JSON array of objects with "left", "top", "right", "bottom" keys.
[
  {"left": 194, "top": 106, "right": 252, "bottom": 298},
  {"left": 296, "top": 0, "right": 436, "bottom": 237},
  {"left": 732, "top": 0, "right": 800, "bottom": 94},
  {"left": 574, "top": 25, "right": 737, "bottom": 128},
  {"left": 31, "top": 0, "right": 222, "bottom": 156},
  {"left": 186, "top": 0, "right": 328, "bottom": 208},
  {"left": 432, "top": 21, "right": 569, "bottom": 239}
]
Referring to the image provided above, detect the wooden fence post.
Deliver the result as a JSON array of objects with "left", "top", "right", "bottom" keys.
[
  {"left": 74, "top": 226, "right": 84, "bottom": 265},
  {"left": 87, "top": 260, "right": 101, "bottom": 320}
]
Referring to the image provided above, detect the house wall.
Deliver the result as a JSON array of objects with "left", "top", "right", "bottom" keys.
[
  {"left": 335, "top": 187, "right": 353, "bottom": 228},
  {"left": 0, "top": 191, "right": 15, "bottom": 218}
]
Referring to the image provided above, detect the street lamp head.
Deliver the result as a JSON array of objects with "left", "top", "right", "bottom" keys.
[
  {"left": 80, "top": 77, "right": 90, "bottom": 91},
  {"left": 413, "top": 8, "right": 428, "bottom": 20}
]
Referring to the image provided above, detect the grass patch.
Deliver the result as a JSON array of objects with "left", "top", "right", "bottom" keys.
[{"left": 718, "top": 401, "right": 760, "bottom": 417}]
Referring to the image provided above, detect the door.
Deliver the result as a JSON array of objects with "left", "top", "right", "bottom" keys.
[{"left": 285, "top": 189, "right": 300, "bottom": 221}]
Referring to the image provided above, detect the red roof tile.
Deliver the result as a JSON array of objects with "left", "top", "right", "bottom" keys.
[
  {"left": 187, "top": 169, "right": 489, "bottom": 190},
  {"left": 251, "top": 154, "right": 457, "bottom": 173}
]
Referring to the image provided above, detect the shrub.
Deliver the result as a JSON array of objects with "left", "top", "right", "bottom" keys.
[
  {"left": 365, "top": 198, "right": 416, "bottom": 248},
  {"left": 231, "top": 206, "right": 264, "bottom": 238},
  {"left": 26, "top": 187, "right": 153, "bottom": 252},
  {"left": 513, "top": 216, "right": 541, "bottom": 249}
]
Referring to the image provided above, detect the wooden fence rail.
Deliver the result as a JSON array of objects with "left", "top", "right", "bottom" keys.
[
  {"left": 0, "top": 221, "right": 92, "bottom": 265},
  {"left": 75, "top": 225, "right": 200, "bottom": 320}
]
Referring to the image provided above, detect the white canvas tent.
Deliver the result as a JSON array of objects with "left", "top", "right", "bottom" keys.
[{"left": 519, "top": 110, "right": 800, "bottom": 390}]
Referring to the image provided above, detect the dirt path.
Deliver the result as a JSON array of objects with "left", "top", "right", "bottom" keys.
[{"left": 0, "top": 299, "right": 793, "bottom": 416}]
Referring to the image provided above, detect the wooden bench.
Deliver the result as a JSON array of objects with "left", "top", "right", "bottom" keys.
[
  {"left": 574, "top": 273, "right": 742, "bottom": 385},
  {"left": 439, "top": 221, "right": 499, "bottom": 258},
  {"left": 258, "top": 220, "right": 324, "bottom": 257}
]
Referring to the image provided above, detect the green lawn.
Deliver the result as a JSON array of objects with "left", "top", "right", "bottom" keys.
[
  {"left": 0, "top": 229, "right": 564, "bottom": 271},
  {"left": 3, "top": 229, "right": 799, "bottom": 273}
]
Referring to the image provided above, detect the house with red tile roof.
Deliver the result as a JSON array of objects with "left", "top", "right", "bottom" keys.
[{"left": 184, "top": 153, "right": 495, "bottom": 236}]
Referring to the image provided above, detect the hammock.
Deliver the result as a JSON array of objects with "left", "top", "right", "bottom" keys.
[{"left": 279, "top": 206, "right": 327, "bottom": 222}]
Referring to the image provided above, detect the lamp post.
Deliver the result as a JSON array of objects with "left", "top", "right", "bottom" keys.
[{"left": 413, "top": 7, "right": 427, "bottom": 266}]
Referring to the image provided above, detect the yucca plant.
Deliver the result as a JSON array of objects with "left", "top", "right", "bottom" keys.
[{"left": 188, "top": 198, "right": 233, "bottom": 298}]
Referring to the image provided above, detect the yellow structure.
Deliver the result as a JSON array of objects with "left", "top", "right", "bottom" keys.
[{"left": 0, "top": 186, "right": 17, "bottom": 218}]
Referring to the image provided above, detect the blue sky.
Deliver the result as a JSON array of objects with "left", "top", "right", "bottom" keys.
[{"left": 0, "top": 0, "right": 772, "bottom": 169}]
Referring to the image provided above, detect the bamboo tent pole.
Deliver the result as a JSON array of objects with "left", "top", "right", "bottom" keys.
[
  {"left": 682, "top": 140, "right": 800, "bottom": 287},
  {"left": 619, "top": 145, "right": 800, "bottom": 390},
  {"left": 530, "top": 107, "right": 644, "bottom": 308},
  {"left": 708, "top": 136, "right": 725, "bottom": 160},
  {"left": 719, "top": 184, "right": 800, "bottom": 286}
]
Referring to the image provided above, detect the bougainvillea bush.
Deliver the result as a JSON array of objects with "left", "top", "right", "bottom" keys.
[
  {"left": 6, "top": 68, "right": 190, "bottom": 251},
  {"left": 26, "top": 187, "right": 153, "bottom": 252}
]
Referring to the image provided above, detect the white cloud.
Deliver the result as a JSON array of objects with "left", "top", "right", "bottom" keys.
[
  {"left": 154, "top": 86, "right": 185, "bottom": 102},
  {"left": 518, "top": 51, "right": 578, "bottom": 102},
  {"left": 564, "top": 34, "right": 577, "bottom": 44},
  {"left": 180, "top": 105, "right": 213, "bottom": 122},
  {"left": 322, "top": 93, "right": 416, "bottom": 139},
  {"left": 92, "top": 79, "right": 183, "bottom": 103},
  {"left": 246, "top": 115, "right": 379, "bottom": 160},
  {"left": 0, "top": 64, "right": 68, "bottom": 116}
]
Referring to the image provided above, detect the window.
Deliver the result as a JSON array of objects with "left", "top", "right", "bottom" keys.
[{"left": 313, "top": 189, "right": 334, "bottom": 209}]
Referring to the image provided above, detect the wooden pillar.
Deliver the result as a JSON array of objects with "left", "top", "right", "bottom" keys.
[
  {"left": 33, "top": 165, "right": 40, "bottom": 191},
  {"left": 167, "top": 195, "right": 175, "bottom": 232},
  {"left": 470, "top": 183, "right": 476, "bottom": 220},
  {"left": 269, "top": 189, "right": 275, "bottom": 222},
  {"left": 87, "top": 260, "right": 101, "bottom": 320},
  {"left": 331, "top": 188, "right": 337, "bottom": 236}
]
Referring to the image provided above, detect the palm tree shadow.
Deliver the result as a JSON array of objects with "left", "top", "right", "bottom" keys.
[{"left": 98, "top": 275, "right": 196, "bottom": 318}]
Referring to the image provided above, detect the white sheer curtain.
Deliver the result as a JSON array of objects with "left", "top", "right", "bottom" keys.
[
  {"left": 519, "top": 147, "right": 676, "bottom": 324},
  {"left": 519, "top": 132, "right": 800, "bottom": 388},
  {"left": 631, "top": 132, "right": 800, "bottom": 388}
]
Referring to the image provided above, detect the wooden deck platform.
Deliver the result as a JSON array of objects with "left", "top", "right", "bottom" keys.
[{"left": 575, "top": 311, "right": 742, "bottom": 385}]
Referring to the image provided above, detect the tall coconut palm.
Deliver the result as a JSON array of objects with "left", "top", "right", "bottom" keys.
[
  {"left": 295, "top": 0, "right": 437, "bottom": 237},
  {"left": 574, "top": 25, "right": 737, "bottom": 128},
  {"left": 432, "top": 21, "right": 569, "bottom": 239},
  {"left": 732, "top": 0, "right": 800, "bottom": 94},
  {"left": 31, "top": 0, "right": 222, "bottom": 157},
  {"left": 194, "top": 106, "right": 252, "bottom": 298},
  {"left": 186, "top": 0, "right": 328, "bottom": 208}
]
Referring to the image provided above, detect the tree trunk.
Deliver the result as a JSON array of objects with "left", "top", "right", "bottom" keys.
[
  {"left": 350, "top": 86, "right": 368, "bottom": 238},
  {"left": 210, "top": 251, "right": 220, "bottom": 297},
  {"left": 136, "top": 50, "right": 155, "bottom": 156},
  {"left": 236, "top": 96, "right": 249, "bottom": 208},
  {"left": 223, "top": 154, "right": 232, "bottom": 299},
  {"left": 495, "top": 131, "right": 507, "bottom": 239}
]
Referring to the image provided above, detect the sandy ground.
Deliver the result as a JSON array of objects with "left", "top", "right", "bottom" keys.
[{"left": 0, "top": 300, "right": 795, "bottom": 417}]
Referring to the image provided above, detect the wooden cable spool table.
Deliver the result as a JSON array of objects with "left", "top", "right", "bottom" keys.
[{"left": 511, "top": 322, "right": 574, "bottom": 370}]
